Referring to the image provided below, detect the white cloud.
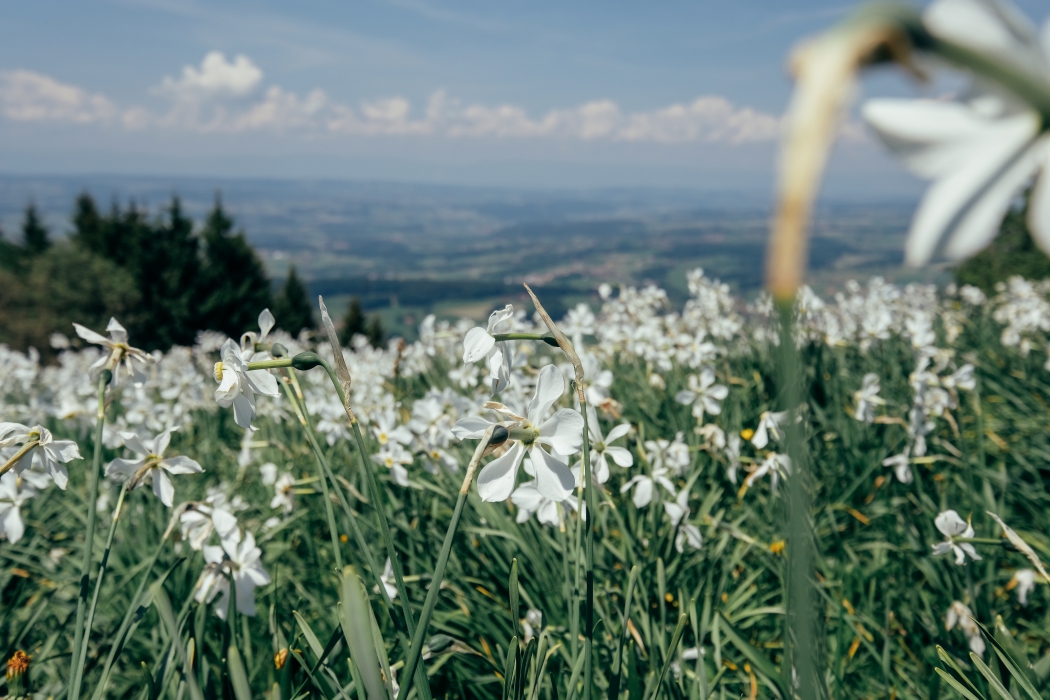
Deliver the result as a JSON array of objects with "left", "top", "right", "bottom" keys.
[
  {"left": 0, "top": 70, "right": 117, "bottom": 124},
  {"left": 156, "top": 51, "right": 263, "bottom": 100},
  {"left": 0, "top": 55, "right": 804, "bottom": 146}
]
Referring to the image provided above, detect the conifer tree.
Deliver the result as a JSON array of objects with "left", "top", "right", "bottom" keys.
[
  {"left": 366, "top": 314, "right": 385, "bottom": 349},
  {"left": 273, "top": 266, "right": 314, "bottom": 336},
  {"left": 21, "top": 203, "right": 50, "bottom": 254},
  {"left": 195, "top": 195, "right": 272, "bottom": 338},
  {"left": 340, "top": 297, "right": 366, "bottom": 346},
  {"left": 133, "top": 197, "right": 200, "bottom": 349},
  {"left": 0, "top": 225, "right": 22, "bottom": 272}
]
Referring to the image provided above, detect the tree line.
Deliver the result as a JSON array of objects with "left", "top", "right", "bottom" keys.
[{"left": 0, "top": 194, "right": 383, "bottom": 358}]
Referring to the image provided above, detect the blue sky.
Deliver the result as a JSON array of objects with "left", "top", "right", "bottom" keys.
[{"left": 0, "top": 0, "right": 1044, "bottom": 195}]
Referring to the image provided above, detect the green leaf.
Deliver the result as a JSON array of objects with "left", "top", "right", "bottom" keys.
[
  {"left": 227, "top": 645, "right": 252, "bottom": 700},
  {"left": 149, "top": 581, "right": 203, "bottom": 700},
  {"left": 293, "top": 611, "right": 325, "bottom": 659},
  {"left": 646, "top": 611, "right": 689, "bottom": 700},
  {"left": 976, "top": 618, "right": 1041, "bottom": 700},
  {"left": 936, "top": 646, "right": 985, "bottom": 700},
  {"left": 509, "top": 558, "right": 520, "bottom": 642},
  {"left": 339, "top": 566, "right": 388, "bottom": 700},
  {"left": 936, "top": 668, "right": 986, "bottom": 700},
  {"left": 719, "top": 612, "right": 783, "bottom": 693},
  {"left": 971, "top": 652, "right": 1016, "bottom": 700}
]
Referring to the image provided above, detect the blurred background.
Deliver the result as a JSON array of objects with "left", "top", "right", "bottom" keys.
[{"left": 0, "top": 0, "right": 1045, "bottom": 352}]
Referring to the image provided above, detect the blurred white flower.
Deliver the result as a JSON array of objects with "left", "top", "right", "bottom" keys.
[
  {"left": 214, "top": 339, "right": 280, "bottom": 429},
  {"left": 946, "top": 600, "right": 985, "bottom": 656},
  {"left": 751, "top": 411, "right": 786, "bottom": 449},
  {"left": 178, "top": 503, "right": 239, "bottom": 551},
  {"left": 862, "top": 0, "right": 1050, "bottom": 266},
  {"left": 271, "top": 472, "right": 295, "bottom": 514},
  {"left": 194, "top": 529, "right": 270, "bottom": 620},
  {"left": 932, "top": 510, "right": 982, "bottom": 565},
  {"left": 1011, "top": 569, "right": 1038, "bottom": 605},
  {"left": 742, "top": 452, "right": 791, "bottom": 492},
  {"left": 259, "top": 462, "right": 278, "bottom": 486},
  {"left": 372, "top": 442, "right": 414, "bottom": 487},
  {"left": 0, "top": 423, "right": 81, "bottom": 490},
  {"left": 663, "top": 489, "right": 702, "bottom": 552},
  {"left": 511, "top": 478, "right": 561, "bottom": 526},
  {"left": 374, "top": 557, "right": 398, "bottom": 601},
  {"left": 882, "top": 448, "right": 913, "bottom": 484},
  {"left": 72, "top": 317, "right": 153, "bottom": 386},
  {"left": 675, "top": 367, "right": 728, "bottom": 422},
  {"left": 0, "top": 471, "right": 38, "bottom": 543},
  {"left": 853, "top": 373, "right": 882, "bottom": 423},
  {"left": 585, "top": 405, "right": 632, "bottom": 484},
  {"left": 620, "top": 467, "right": 676, "bottom": 509},
  {"left": 105, "top": 428, "right": 203, "bottom": 507}
]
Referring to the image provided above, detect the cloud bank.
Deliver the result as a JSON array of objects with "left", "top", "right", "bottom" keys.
[{"left": 0, "top": 51, "right": 788, "bottom": 144}]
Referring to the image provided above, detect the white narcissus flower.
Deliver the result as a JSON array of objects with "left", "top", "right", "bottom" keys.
[
  {"left": 750, "top": 411, "right": 786, "bottom": 449},
  {"left": 742, "top": 452, "right": 791, "bottom": 492},
  {"left": 178, "top": 503, "right": 239, "bottom": 551},
  {"left": 620, "top": 467, "right": 676, "bottom": 509},
  {"left": 372, "top": 443, "right": 414, "bottom": 487},
  {"left": 663, "top": 489, "right": 703, "bottom": 553},
  {"left": 240, "top": 308, "right": 276, "bottom": 358},
  {"left": 194, "top": 530, "right": 271, "bottom": 620},
  {"left": 0, "top": 471, "right": 39, "bottom": 544},
  {"left": 675, "top": 367, "right": 728, "bottom": 421},
  {"left": 372, "top": 409, "right": 414, "bottom": 447},
  {"left": 465, "top": 364, "right": 584, "bottom": 503},
  {"left": 853, "top": 373, "right": 882, "bottom": 423},
  {"left": 271, "top": 473, "right": 295, "bottom": 514},
  {"left": 585, "top": 405, "right": 632, "bottom": 484},
  {"left": 1011, "top": 569, "right": 1038, "bottom": 605},
  {"left": 462, "top": 305, "right": 514, "bottom": 394},
  {"left": 73, "top": 317, "right": 153, "bottom": 386},
  {"left": 1, "top": 423, "right": 82, "bottom": 490},
  {"left": 883, "top": 448, "right": 913, "bottom": 484},
  {"left": 105, "top": 428, "right": 203, "bottom": 507},
  {"left": 932, "top": 510, "right": 982, "bottom": 565},
  {"left": 214, "top": 338, "right": 280, "bottom": 429},
  {"left": 511, "top": 479, "right": 561, "bottom": 527},
  {"left": 862, "top": 0, "right": 1050, "bottom": 266},
  {"left": 946, "top": 600, "right": 985, "bottom": 657}
]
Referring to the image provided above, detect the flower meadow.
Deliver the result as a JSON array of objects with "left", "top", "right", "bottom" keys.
[
  {"left": 3, "top": 268, "right": 1050, "bottom": 699},
  {"left": 7, "top": 0, "right": 1050, "bottom": 698}
]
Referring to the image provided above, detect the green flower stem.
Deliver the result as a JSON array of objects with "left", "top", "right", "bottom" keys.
[
  {"left": 395, "top": 426, "right": 493, "bottom": 700},
  {"left": 245, "top": 358, "right": 293, "bottom": 371},
  {"left": 88, "top": 534, "right": 168, "bottom": 700},
  {"left": 0, "top": 439, "right": 39, "bottom": 478},
  {"left": 283, "top": 363, "right": 433, "bottom": 700},
  {"left": 776, "top": 298, "right": 820, "bottom": 700},
  {"left": 579, "top": 394, "right": 596, "bottom": 700},
  {"left": 955, "top": 537, "right": 1005, "bottom": 545},
  {"left": 278, "top": 380, "right": 344, "bottom": 570},
  {"left": 73, "top": 481, "right": 129, "bottom": 694},
  {"left": 68, "top": 370, "right": 111, "bottom": 700}
]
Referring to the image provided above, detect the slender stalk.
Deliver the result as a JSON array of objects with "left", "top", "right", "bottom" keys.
[
  {"left": 579, "top": 395, "right": 596, "bottom": 700},
  {"left": 74, "top": 482, "right": 129, "bottom": 690},
  {"left": 68, "top": 370, "right": 111, "bottom": 700},
  {"left": 395, "top": 427, "right": 493, "bottom": 700},
  {"left": 776, "top": 299, "right": 820, "bottom": 699},
  {"left": 492, "top": 333, "right": 559, "bottom": 346},
  {"left": 283, "top": 364, "right": 432, "bottom": 700},
  {"left": 88, "top": 535, "right": 168, "bottom": 700},
  {"left": 279, "top": 380, "right": 343, "bottom": 569},
  {"left": 0, "top": 439, "right": 39, "bottom": 478}
]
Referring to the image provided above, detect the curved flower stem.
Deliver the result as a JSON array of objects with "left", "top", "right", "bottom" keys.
[
  {"left": 68, "top": 370, "right": 110, "bottom": 700},
  {"left": 395, "top": 426, "right": 495, "bottom": 700},
  {"left": 0, "top": 439, "right": 39, "bottom": 478},
  {"left": 492, "top": 333, "right": 560, "bottom": 346},
  {"left": 955, "top": 537, "right": 1004, "bottom": 545},
  {"left": 75, "top": 482, "right": 129, "bottom": 688}
]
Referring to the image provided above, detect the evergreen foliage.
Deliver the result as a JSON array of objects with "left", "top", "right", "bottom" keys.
[
  {"left": 21, "top": 203, "right": 50, "bottom": 254},
  {"left": 272, "top": 266, "right": 314, "bottom": 336},
  {"left": 194, "top": 197, "right": 273, "bottom": 339},
  {"left": 340, "top": 297, "right": 366, "bottom": 346},
  {"left": 367, "top": 314, "right": 385, "bottom": 348},
  {"left": 954, "top": 189, "right": 1050, "bottom": 291}
]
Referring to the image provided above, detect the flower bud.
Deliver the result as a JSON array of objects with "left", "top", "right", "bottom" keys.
[
  {"left": 6, "top": 650, "right": 30, "bottom": 697},
  {"left": 291, "top": 352, "right": 323, "bottom": 371}
]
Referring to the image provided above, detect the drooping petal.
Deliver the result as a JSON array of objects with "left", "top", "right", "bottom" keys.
[
  {"left": 1028, "top": 146, "right": 1050, "bottom": 254},
  {"left": 47, "top": 440, "right": 82, "bottom": 463},
  {"left": 531, "top": 446, "right": 575, "bottom": 502},
  {"left": 247, "top": 369, "right": 280, "bottom": 397},
  {"left": 476, "top": 442, "right": 525, "bottom": 502},
  {"left": 105, "top": 457, "right": 146, "bottom": 479},
  {"left": 234, "top": 572, "right": 259, "bottom": 616},
  {"left": 935, "top": 510, "right": 969, "bottom": 537},
  {"left": 463, "top": 327, "right": 496, "bottom": 364},
  {"left": 152, "top": 469, "right": 175, "bottom": 507},
  {"left": 231, "top": 394, "right": 255, "bottom": 430},
  {"left": 485, "top": 304, "right": 515, "bottom": 333},
  {"left": 538, "top": 409, "right": 584, "bottom": 456},
  {"left": 2, "top": 505, "right": 25, "bottom": 543},
  {"left": 528, "top": 365, "right": 566, "bottom": 425}
]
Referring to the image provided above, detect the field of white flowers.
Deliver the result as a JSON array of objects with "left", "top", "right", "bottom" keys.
[{"left": 4, "top": 267, "right": 1050, "bottom": 699}]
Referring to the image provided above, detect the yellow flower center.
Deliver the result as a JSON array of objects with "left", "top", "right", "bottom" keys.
[{"left": 213, "top": 362, "right": 224, "bottom": 382}]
